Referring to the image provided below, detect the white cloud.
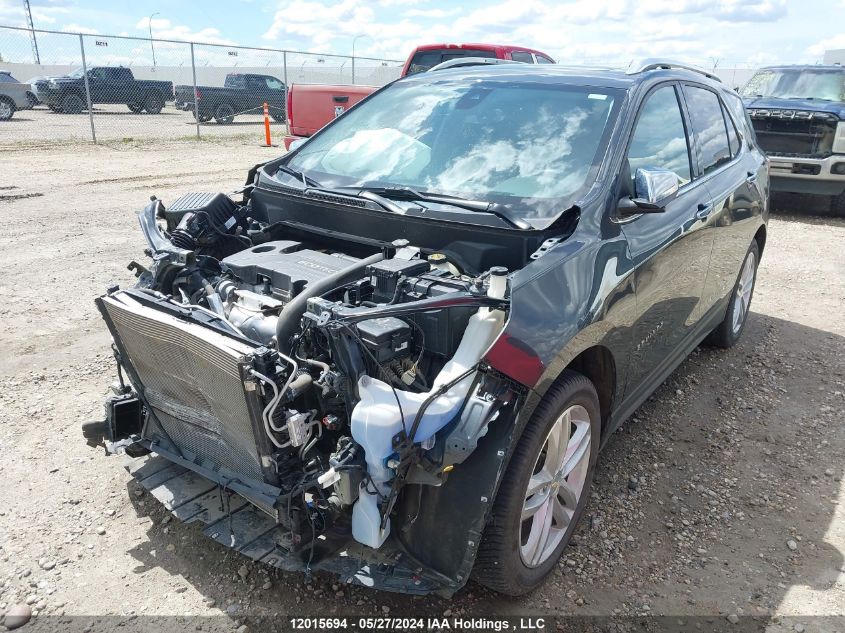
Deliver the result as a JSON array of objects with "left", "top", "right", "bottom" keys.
[
  {"left": 135, "top": 16, "right": 237, "bottom": 46},
  {"left": 807, "top": 33, "right": 845, "bottom": 57},
  {"left": 714, "top": 0, "right": 787, "bottom": 22},
  {"left": 404, "top": 7, "right": 461, "bottom": 18}
]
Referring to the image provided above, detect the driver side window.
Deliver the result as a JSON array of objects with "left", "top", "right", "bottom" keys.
[{"left": 627, "top": 85, "right": 692, "bottom": 189}]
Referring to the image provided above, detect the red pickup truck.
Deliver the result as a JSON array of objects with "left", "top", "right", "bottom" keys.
[{"left": 285, "top": 43, "right": 554, "bottom": 147}]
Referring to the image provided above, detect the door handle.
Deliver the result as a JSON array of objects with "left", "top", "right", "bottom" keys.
[
  {"left": 746, "top": 171, "right": 758, "bottom": 183},
  {"left": 695, "top": 203, "right": 712, "bottom": 221}
]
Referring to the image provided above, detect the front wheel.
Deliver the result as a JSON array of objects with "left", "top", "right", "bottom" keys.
[
  {"left": 0, "top": 97, "right": 15, "bottom": 121},
  {"left": 62, "top": 94, "right": 85, "bottom": 114},
  {"left": 474, "top": 370, "right": 600, "bottom": 595},
  {"left": 705, "top": 239, "right": 760, "bottom": 348},
  {"left": 61, "top": 93, "right": 84, "bottom": 114},
  {"left": 214, "top": 103, "right": 235, "bottom": 125},
  {"left": 127, "top": 102, "right": 144, "bottom": 113}
]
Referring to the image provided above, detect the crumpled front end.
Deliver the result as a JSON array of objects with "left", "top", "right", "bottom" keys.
[{"left": 92, "top": 190, "right": 525, "bottom": 595}]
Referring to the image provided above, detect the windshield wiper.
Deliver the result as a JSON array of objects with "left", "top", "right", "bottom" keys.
[
  {"left": 345, "top": 186, "right": 531, "bottom": 229},
  {"left": 277, "top": 164, "right": 322, "bottom": 188}
]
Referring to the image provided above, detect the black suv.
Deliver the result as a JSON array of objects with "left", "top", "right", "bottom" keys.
[{"left": 92, "top": 59, "right": 768, "bottom": 597}]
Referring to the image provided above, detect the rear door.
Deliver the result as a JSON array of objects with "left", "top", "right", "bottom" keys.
[
  {"left": 619, "top": 83, "right": 716, "bottom": 398},
  {"left": 112, "top": 67, "right": 136, "bottom": 103},
  {"left": 683, "top": 85, "right": 767, "bottom": 315}
]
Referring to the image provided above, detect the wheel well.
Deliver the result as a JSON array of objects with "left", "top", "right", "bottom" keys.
[
  {"left": 754, "top": 225, "right": 767, "bottom": 256},
  {"left": 565, "top": 345, "right": 615, "bottom": 431}
]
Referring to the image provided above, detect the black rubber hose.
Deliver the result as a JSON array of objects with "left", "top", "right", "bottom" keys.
[{"left": 275, "top": 252, "right": 384, "bottom": 352}]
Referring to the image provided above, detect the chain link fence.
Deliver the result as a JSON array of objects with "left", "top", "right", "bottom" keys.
[{"left": 0, "top": 25, "right": 402, "bottom": 145}]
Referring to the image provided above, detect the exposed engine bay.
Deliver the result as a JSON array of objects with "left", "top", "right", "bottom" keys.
[{"left": 96, "top": 186, "right": 522, "bottom": 588}]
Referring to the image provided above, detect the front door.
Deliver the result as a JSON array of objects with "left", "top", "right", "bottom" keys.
[{"left": 619, "top": 83, "right": 715, "bottom": 398}]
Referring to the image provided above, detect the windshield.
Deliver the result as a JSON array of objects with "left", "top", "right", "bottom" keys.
[
  {"left": 284, "top": 78, "right": 621, "bottom": 227},
  {"left": 66, "top": 68, "right": 85, "bottom": 79},
  {"left": 742, "top": 69, "right": 845, "bottom": 101}
]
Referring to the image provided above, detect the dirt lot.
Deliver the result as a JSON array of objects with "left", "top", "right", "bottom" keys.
[
  {"left": 2, "top": 104, "right": 286, "bottom": 146},
  {"left": 0, "top": 141, "right": 843, "bottom": 631}
]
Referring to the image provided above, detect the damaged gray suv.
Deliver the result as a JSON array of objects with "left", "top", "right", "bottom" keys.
[{"left": 89, "top": 59, "right": 768, "bottom": 596}]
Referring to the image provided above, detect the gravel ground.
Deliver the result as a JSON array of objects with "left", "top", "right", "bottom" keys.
[
  {"left": 0, "top": 141, "right": 843, "bottom": 631},
  {"left": 1, "top": 104, "right": 286, "bottom": 147}
]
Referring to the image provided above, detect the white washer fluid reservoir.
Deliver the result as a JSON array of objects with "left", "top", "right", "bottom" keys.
[{"left": 350, "top": 306, "right": 505, "bottom": 548}]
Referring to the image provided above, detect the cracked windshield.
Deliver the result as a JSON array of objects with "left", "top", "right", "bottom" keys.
[{"left": 284, "top": 78, "right": 621, "bottom": 226}]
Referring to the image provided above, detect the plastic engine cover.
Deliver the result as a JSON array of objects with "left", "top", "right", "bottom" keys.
[{"left": 222, "top": 241, "right": 358, "bottom": 302}]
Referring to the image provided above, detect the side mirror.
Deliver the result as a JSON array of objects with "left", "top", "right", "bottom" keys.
[{"left": 618, "top": 167, "right": 679, "bottom": 216}]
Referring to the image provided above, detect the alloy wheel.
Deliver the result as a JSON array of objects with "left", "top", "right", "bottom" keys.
[
  {"left": 731, "top": 251, "right": 756, "bottom": 334},
  {"left": 519, "top": 404, "right": 592, "bottom": 568}
]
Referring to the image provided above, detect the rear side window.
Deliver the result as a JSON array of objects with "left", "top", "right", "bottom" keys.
[
  {"left": 113, "top": 68, "right": 133, "bottom": 81},
  {"left": 406, "top": 49, "right": 496, "bottom": 75},
  {"left": 684, "top": 85, "right": 732, "bottom": 175},
  {"left": 265, "top": 77, "right": 284, "bottom": 90},
  {"left": 0, "top": 73, "right": 17, "bottom": 83},
  {"left": 536, "top": 55, "right": 555, "bottom": 64},
  {"left": 722, "top": 91, "right": 755, "bottom": 146},
  {"left": 721, "top": 101, "right": 741, "bottom": 157},
  {"left": 225, "top": 75, "right": 245, "bottom": 89},
  {"left": 627, "top": 85, "right": 692, "bottom": 187},
  {"left": 510, "top": 51, "right": 534, "bottom": 64}
]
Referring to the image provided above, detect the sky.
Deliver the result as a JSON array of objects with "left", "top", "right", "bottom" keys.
[{"left": 1, "top": 0, "right": 845, "bottom": 68}]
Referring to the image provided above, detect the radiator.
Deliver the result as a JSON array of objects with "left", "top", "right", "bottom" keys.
[{"left": 99, "top": 291, "right": 266, "bottom": 483}]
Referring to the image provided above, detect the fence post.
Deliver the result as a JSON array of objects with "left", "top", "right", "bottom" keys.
[
  {"left": 190, "top": 42, "right": 200, "bottom": 140},
  {"left": 351, "top": 55, "right": 355, "bottom": 84},
  {"left": 283, "top": 50, "right": 288, "bottom": 90},
  {"left": 79, "top": 33, "right": 96, "bottom": 144}
]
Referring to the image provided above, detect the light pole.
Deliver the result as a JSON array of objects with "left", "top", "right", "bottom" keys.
[
  {"left": 148, "top": 12, "right": 159, "bottom": 68},
  {"left": 351, "top": 34, "right": 371, "bottom": 84}
]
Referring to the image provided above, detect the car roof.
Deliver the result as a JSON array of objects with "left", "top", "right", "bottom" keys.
[
  {"left": 411, "top": 42, "right": 549, "bottom": 56},
  {"left": 398, "top": 62, "right": 724, "bottom": 90}
]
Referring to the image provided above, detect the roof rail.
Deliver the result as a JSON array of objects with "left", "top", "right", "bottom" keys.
[
  {"left": 428, "top": 57, "right": 522, "bottom": 72},
  {"left": 627, "top": 58, "right": 721, "bottom": 82}
]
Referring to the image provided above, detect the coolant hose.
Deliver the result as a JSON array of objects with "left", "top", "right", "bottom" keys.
[{"left": 275, "top": 252, "right": 384, "bottom": 352}]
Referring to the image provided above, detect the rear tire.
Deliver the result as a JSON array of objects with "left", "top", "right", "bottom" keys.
[
  {"left": 271, "top": 112, "right": 285, "bottom": 123},
  {"left": 473, "top": 370, "right": 600, "bottom": 595},
  {"left": 704, "top": 239, "right": 760, "bottom": 349},
  {"left": 143, "top": 93, "right": 164, "bottom": 114},
  {"left": 61, "top": 93, "right": 84, "bottom": 114},
  {"left": 128, "top": 102, "right": 144, "bottom": 113},
  {"left": 0, "top": 97, "right": 15, "bottom": 121},
  {"left": 214, "top": 103, "right": 235, "bottom": 125}
]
